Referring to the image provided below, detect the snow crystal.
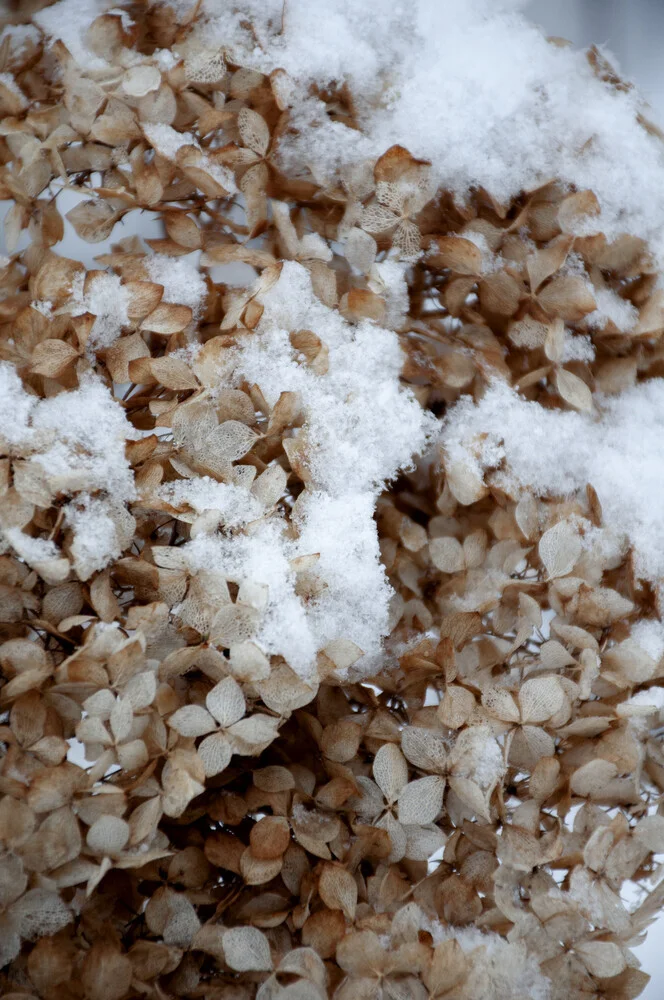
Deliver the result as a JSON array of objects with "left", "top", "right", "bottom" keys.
[
  {"left": 159, "top": 477, "right": 262, "bottom": 526},
  {"left": 293, "top": 490, "right": 395, "bottom": 658},
  {"left": 0, "top": 24, "right": 40, "bottom": 58},
  {"left": 561, "top": 332, "right": 595, "bottom": 363},
  {"left": 236, "top": 262, "right": 434, "bottom": 494},
  {"left": 32, "top": 301, "right": 54, "bottom": 318},
  {"left": 107, "top": 6, "right": 134, "bottom": 29},
  {"left": 65, "top": 496, "right": 125, "bottom": 580},
  {"left": 0, "top": 72, "right": 27, "bottom": 101},
  {"left": 586, "top": 287, "right": 638, "bottom": 333},
  {"left": 33, "top": 379, "right": 136, "bottom": 499},
  {"left": 0, "top": 368, "right": 133, "bottom": 512},
  {"left": 185, "top": 522, "right": 318, "bottom": 675},
  {"left": 34, "top": 0, "right": 109, "bottom": 71},
  {"left": 2, "top": 528, "right": 62, "bottom": 571},
  {"left": 142, "top": 124, "right": 195, "bottom": 161},
  {"left": 145, "top": 255, "right": 207, "bottom": 316},
  {"left": 0, "top": 363, "right": 39, "bottom": 448},
  {"left": 441, "top": 379, "right": 664, "bottom": 588},
  {"left": 0, "top": 368, "right": 136, "bottom": 578},
  {"left": 631, "top": 620, "right": 664, "bottom": 662},
  {"left": 153, "top": 48, "right": 179, "bottom": 71},
  {"left": 452, "top": 726, "right": 506, "bottom": 789},
  {"left": 422, "top": 921, "right": 551, "bottom": 1000},
  {"left": 70, "top": 271, "right": 131, "bottom": 349},
  {"left": 142, "top": 124, "right": 237, "bottom": 194}
]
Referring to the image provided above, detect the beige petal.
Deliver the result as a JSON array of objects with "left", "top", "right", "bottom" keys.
[
  {"left": 575, "top": 940, "right": 625, "bottom": 978},
  {"left": 318, "top": 863, "right": 358, "bottom": 921},
  {"left": 373, "top": 743, "right": 409, "bottom": 803},
  {"left": 205, "top": 675, "right": 246, "bottom": 728},
  {"left": 570, "top": 759, "right": 619, "bottom": 798},
  {"left": 554, "top": 368, "right": 593, "bottom": 412},
  {"left": 447, "top": 776, "right": 490, "bottom": 820},
  {"left": 197, "top": 731, "right": 233, "bottom": 777},
  {"left": 429, "top": 535, "right": 465, "bottom": 574},
  {"left": 167, "top": 704, "right": 217, "bottom": 737},
  {"left": 397, "top": 775, "right": 445, "bottom": 825},
  {"left": 428, "top": 235, "right": 482, "bottom": 274},
  {"left": 539, "top": 519, "right": 582, "bottom": 579},
  {"left": 223, "top": 926, "right": 272, "bottom": 972},
  {"left": 86, "top": 815, "right": 130, "bottom": 857},
  {"left": 227, "top": 714, "right": 280, "bottom": 755},
  {"left": 519, "top": 675, "right": 565, "bottom": 724},
  {"left": 482, "top": 686, "right": 520, "bottom": 723}
]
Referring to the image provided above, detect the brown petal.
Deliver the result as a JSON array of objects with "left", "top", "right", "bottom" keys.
[
  {"left": 31, "top": 339, "right": 79, "bottom": 377},
  {"left": 140, "top": 303, "right": 193, "bottom": 334},
  {"left": 428, "top": 235, "right": 483, "bottom": 274},
  {"left": 538, "top": 275, "right": 596, "bottom": 322}
]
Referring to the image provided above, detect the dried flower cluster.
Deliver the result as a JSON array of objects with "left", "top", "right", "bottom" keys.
[{"left": 2, "top": 1, "right": 664, "bottom": 998}]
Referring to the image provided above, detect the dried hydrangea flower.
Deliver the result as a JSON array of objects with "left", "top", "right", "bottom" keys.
[{"left": 3, "top": 0, "right": 664, "bottom": 997}]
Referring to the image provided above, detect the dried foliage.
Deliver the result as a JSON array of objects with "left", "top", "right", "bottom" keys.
[{"left": 1, "top": 3, "right": 664, "bottom": 1000}]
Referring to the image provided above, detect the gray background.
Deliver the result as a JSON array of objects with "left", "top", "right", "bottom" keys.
[{"left": 528, "top": 0, "right": 664, "bottom": 115}]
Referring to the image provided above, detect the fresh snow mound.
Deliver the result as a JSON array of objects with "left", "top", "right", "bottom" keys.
[
  {"left": 185, "top": 262, "right": 436, "bottom": 678},
  {"left": 180, "top": 0, "right": 664, "bottom": 260},
  {"left": 440, "top": 379, "right": 664, "bottom": 589}
]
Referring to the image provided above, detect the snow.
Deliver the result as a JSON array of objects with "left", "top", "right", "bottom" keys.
[
  {"left": 32, "top": 379, "right": 136, "bottom": 499},
  {"left": 142, "top": 124, "right": 237, "bottom": 194},
  {"left": 234, "top": 263, "right": 434, "bottom": 492},
  {"left": 33, "top": 0, "right": 664, "bottom": 261},
  {"left": 159, "top": 477, "right": 262, "bottom": 526},
  {"left": 0, "top": 73, "right": 27, "bottom": 100},
  {"left": 0, "top": 25, "right": 41, "bottom": 59},
  {"left": 142, "top": 124, "right": 195, "bottom": 161},
  {"left": 560, "top": 332, "right": 595, "bottom": 363},
  {"left": 422, "top": 920, "right": 551, "bottom": 1000},
  {"left": 107, "top": 6, "right": 134, "bottom": 30},
  {"left": 174, "top": 0, "right": 664, "bottom": 263},
  {"left": 34, "top": 0, "right": 109, "bottom": 72},
  {"left": 440, "top": 379, "right": 664, "bottom": 590},
  {"left": 2, "top": 528, "right": 62, "bottom": 570},
  {"left": 70, "top": 271, "right": 131, "bottom": 350},
  {"left": 64, "top": 496, "right": 127, "bottom": 580},
  {"left": 0, "top": 364, "right": 39, "bottom": 448},
  {"left": 631, "top": 620, "right": 664, "bottom": 662},
  {"left": 185, "top": 523, "right": 319, "bottom": 675},
  {"left": 0, "top": 365, "right": 136, "bottom": 579},
  {"left": 183, "top": 262, "right": 436, "bottom": 678},
  {"left": 145, "top": 255, "right": 207, "bottom": 316},
  {"left": 586, "top": 287, "right": 638, "bottom": 332}
]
